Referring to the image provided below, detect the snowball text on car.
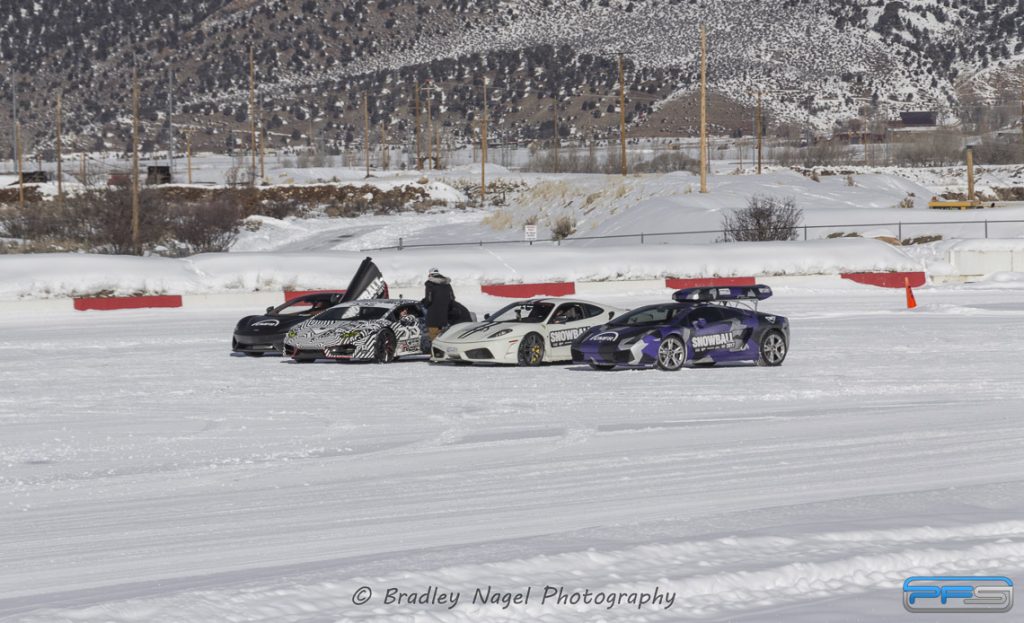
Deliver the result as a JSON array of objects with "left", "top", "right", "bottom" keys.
[
  {"left": 431, "top": 298, "right": 627, "bottom": 366},
  {"left": 571, "top": 285, "right": 789, "bottom": 370}
]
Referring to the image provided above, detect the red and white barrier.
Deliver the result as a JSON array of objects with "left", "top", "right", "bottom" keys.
[
  {"left": 840, "top": 271, "right": 926, "bottom": 289},
  {"left": 73, "top": 295, "right": 183, "bottom": 312},
  {"left": 0, "top": 271, "right": 932, "bottom": 313}
]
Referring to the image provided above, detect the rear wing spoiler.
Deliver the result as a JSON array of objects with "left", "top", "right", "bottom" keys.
[{"left": 673, "top": 284, "right": 773, "bottom": 303}]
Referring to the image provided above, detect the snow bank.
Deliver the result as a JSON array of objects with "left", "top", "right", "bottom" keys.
[{"left": 0, "top": 238, "right": 920, "bottom": 300}]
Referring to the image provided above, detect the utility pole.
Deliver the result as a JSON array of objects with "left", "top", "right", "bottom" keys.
[
  {"left": 481, "top": 78, "right": 488, "bottom": 205},
  {"left": 552, "top": 100, "right": 559, "bottom": 173},
  {"left": 259, "top": 116, "right": 266, "bottom": 181},
  {"left": 755, "top": 88, "right": 763, "bottom": 175},
  {"left": 80, "top": 152, "right": 86, "bottom": 186},
  {"left": 186, "top": 131, "right": 193, "bottom": 184},
  {"left": 56, "top": 93, "right": 63, "bottom": 205},
  {"left": 167, "top": 68, "right": 174, "bottom": 173},
  {"left": 618, "top": 53, "right": 627, "bottom": 176},
  {"left": 380, "top": 121, "right": 389, "bottom": 170},
  {"left": 699, "top": 25, "right": 708, "bottom": 193},
  {"left": 425, "top": 88, "right": 434, "bottom": 169},
  {"left": 967, "top": 147, "right": 975, "bottom": 201},
  {"left": 15, "top": 121, "right": 23, "bottom": 209},
  {"left": 363, "top": 92, "right": 370, "bottom": 177},
  {"left": 132, "top": 67, "right": 141, "bottom": 254},
  {"left": 249, "top": 47, "right": 257, "bottom": 184},
  {"left": 11, "top": 71, "right": 17, "bottom": 168},
  {"left": 414, "top": 82, "right": 421, "bottom": 169},
  {"left": 432, "top": 87, "right": 440, "bottom": 170}
]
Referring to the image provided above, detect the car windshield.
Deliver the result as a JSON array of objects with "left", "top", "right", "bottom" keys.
[
  {"left": 271, "top": 296, "right": 335, "bottom": 316},
  {"left": 609, "top": 304, "right": 685, "bottom": 327},
  {"left": 314, "top": 304, "right": 390, "bottom": 322},
  {"left": 489, "top": 301, "right": 555, "bottom": 323}
]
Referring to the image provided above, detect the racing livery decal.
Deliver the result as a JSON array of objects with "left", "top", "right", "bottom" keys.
[
  {"left": 691, "top": 332, "right": 735, "bottom": 351},
  {"left": 549, "top": 326, "right": 593, "bottom": 348}
]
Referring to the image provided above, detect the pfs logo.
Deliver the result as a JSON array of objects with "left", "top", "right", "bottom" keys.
[{"left": 903, "top": 576, "right": 1013, "bottom": 613}]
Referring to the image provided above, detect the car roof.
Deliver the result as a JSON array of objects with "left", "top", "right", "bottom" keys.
[
  {"left": 292, "top": 292, "right": 344, "bottom": 302},
  {"left": 328, "top": 298, "right": 419, "bottom": 309},
  {"left": 514, "top": 298, "right": 601, "bottom": 306}
]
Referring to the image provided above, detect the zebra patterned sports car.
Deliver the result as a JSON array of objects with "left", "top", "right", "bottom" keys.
[
  {"left": 430, "top": 298, "right": 626, "bottom": 366},
  {"left": 571, "top": 285, "right": 789, "bottom": 370},
  {"left": 283, "top": 299, "right": 428, "bottom": 363}
]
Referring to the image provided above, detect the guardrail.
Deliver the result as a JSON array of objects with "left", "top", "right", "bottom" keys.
[{"left": 369, "top": 218, "right": 1024, "bottom": 251}]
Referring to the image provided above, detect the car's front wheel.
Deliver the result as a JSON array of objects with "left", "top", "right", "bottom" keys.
[
  {"left": 655, "top": 335, "right": 687, "bottom": 371},
  {"left": 756, "top": 330, "right": 788, "bottom": 367},
  {"left": 517, "top": 333, "right": 545, "bottom": 366},
  {"left": 374, "top": 330, "right": 397, "bottom": 364}
]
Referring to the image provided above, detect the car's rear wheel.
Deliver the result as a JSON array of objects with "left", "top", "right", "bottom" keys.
[
  {"left": 374, "top": 330, "right": 397, "bottom": 364},
  {"left": 656, "top": 335, "right": 687, "bottom": 371},
  {"left": 757, "top": 330, "right": 787, "bottom": 367},
  {"left": 517, "top": 333, "right": 545, "bottom": 366},
  {"left": 588, "top": 362, "right": 615, "bottom": 371}
]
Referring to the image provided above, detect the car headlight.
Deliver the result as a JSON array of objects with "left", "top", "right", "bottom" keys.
[
  {"left": 287, "top": 330, "right": 297, "bottom": 338},
  {"left": 621, "top": 335, "right": 642, "bottom": 347},
  {"left": 340, "top": 330, "right": 361, "bottom": 339},
  {"left": 488, "top": 328, "right": 513, "bottom": 338}
]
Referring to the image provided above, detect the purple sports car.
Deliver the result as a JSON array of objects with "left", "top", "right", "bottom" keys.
[{"left": 570, "top": 285, "right": 789, "bottom": 370}]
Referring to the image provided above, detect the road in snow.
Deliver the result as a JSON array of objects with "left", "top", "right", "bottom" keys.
[{"left": 1, "top": 283, "right": 1023, "bottom": 622}]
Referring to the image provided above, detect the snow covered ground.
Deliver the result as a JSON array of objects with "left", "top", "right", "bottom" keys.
[
  {"left": 2, "top": 281, "right": 1023, "bottom": 622},
  {"left": 0, "top": 238, "right": 922, "bottom": 300},
  {"left": 221, "top": 168, "right": 1024, "bottom": 252}
]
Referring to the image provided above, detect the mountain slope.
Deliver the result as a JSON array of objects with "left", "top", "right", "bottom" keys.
[{"left": 0, "top": 0, "right": 1021, "bottom": 156}]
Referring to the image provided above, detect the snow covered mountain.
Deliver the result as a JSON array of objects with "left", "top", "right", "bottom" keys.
[{"left": 1, "top": 0, "right": 1021, "bottom": 154}]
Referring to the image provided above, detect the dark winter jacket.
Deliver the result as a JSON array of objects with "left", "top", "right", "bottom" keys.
[{"left": 422, "top": 274, "right": 455, "bottom": 327}]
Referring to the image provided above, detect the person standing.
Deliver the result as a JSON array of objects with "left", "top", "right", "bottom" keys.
[{"left": 422, "top": 267, "right": 455, "bottom": 341}]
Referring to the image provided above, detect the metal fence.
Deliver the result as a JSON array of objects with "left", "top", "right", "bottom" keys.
[{"left": 370, "top": 218, "right": 1024, "bottom": 251}]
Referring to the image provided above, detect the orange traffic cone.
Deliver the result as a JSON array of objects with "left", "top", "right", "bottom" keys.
[{"left": 905, "top": 277, "right": 917, "bottom": 309}]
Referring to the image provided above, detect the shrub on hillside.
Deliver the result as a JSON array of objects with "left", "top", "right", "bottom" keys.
[
  {"left": 551, "top": 215, "right": 576, "bottom": 240},
  {"left": 720, "top": 195, "right": 802, "bottom": 242}
]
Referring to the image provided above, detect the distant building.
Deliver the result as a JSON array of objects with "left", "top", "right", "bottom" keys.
[
  {"left": 9, "top": 171, "right": 49, "bottom": 185},
  {"left": 146, "top": 166, "right": 172, "bottom": 185},
  {"left": 897, "top": 111, "right": 938, "bottom": 127}
]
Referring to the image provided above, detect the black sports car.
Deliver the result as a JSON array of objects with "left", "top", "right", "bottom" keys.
[
  {"left": 232, "top": 292, "right": 345, "bottom": 356},
  {"left": 231, "top": 256, "right": 390, "bottom": 357}
]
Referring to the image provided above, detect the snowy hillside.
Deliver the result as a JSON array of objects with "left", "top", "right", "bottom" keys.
[{"left": 2, "top": 0, "right": 1022, "bottom": 154}]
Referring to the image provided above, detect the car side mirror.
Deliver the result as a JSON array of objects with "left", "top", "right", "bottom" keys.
[
  {"left": 608, "top": 311, "right": 615, "bottom": 320},
  {"left": 696, "top": 318, "right": 707, "bottom": 328},
  {"left": 400, "top": 315, "right": 416, "bottom": 326},
  {"left": 266, "top": 306, "right": 274, "bottom": 314},
  {"left": 484, "top": 313, "right": 490, "bottom": 320}
]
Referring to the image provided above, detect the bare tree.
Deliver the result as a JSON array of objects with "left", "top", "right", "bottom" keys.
[{"left": 720, "top": 195, "right": 802, "bottom": 242}]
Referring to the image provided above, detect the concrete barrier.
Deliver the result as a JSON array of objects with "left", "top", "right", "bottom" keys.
[
  {"left": 73, "top": 295, "right": 183, "bottom": 311},
  {"left": 481, "top": 282, "right": 576, "bottom": 298},
  {"left": 949, "top": 249, "right": 1022, "bottom": 276},
  {"left": 840, "top": 272, "right": 926, "bottom": 288}
]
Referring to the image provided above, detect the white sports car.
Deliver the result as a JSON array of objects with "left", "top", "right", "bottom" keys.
[{"left": 430, "top": 298, "right": 627, "bottom": 366}]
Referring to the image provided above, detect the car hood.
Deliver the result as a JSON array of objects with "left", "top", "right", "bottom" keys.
[
  {"left": 286, "top": 319, "right": 384, "bottom": 344},
  {"left": 576, "top": 324, "right": 653, "bottom": 347},
  {"left": 234, "top": 314, "right": 309, "bottom": 336},
  {"left": 438, "top": 320, "right": 530, "bottom": 343}
]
